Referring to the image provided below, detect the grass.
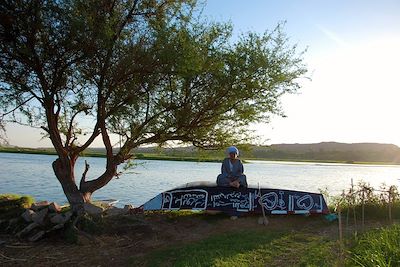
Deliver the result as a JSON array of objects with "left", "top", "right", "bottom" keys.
[
  {"left": 347, "top": 224, "right": 400, "bottom": 266},
  {"left": 130, "top": 229, "right": 338, "bottom": 267},
  {"left": 2, "top": 191, "right": 400, "bottom": 266},
  {"left": 0, "top": 193, "right": 35, "bottom": 220},
  {"left": 131, "top": 190, "right": 400, "bottom": 267},
  {"left": 2, "top": 181, "right": 400, "bottom": 266}
]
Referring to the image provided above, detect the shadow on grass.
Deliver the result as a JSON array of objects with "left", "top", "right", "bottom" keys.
[{"left": 129, "top": 228, "right": 338, "bottom": 267}]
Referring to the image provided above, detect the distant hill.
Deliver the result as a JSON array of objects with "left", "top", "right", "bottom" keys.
[
  {"left": 249, "top": 142, "right": 400, "bottom": 164},
  {"left": 130, "top": 142, "right": 400, "bottom": 164}
]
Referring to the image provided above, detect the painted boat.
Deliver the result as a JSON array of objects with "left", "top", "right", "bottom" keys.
[{"left": 141, "top": 181, "right": 329, "bottom": 215}]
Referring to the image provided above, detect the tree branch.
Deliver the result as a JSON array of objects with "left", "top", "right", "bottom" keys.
[
  {"left": 79, "top": 160, "right": 90, "bottom": 191},
  {"left": 76, "top": 122, "right": 101, "bottom": 153},
  {"left": 65, "top": 106, "right": 91, "bottom": 147},
  {"left": 0, "top": 96, "right": 35, "bottom": 118}
]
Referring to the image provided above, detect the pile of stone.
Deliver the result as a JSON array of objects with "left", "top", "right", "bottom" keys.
[
  {"left": 15, "top": 201, "right": 135, "bottom": 242},
  {"left": 17, "top": 201, "right": 72, "bottom": 242}
]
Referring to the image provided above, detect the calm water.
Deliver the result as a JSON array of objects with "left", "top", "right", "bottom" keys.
[{"left": 1, "top": 153, "right": 400, "bottom": 206}]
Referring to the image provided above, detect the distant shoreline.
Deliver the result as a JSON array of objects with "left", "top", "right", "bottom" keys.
[
  {"left": 1, "top": 146, "right": 399, "bottom": 165},
  {"left": 0, "top": 147, "right": 222, "bottom": 163}
]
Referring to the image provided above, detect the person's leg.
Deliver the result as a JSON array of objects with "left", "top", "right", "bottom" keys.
[
  {"left": 239, "top": 174, "right": 248, "bottom": 188},
  {"left": 217, "top": 174, "right": 230, "bottom": 187}
]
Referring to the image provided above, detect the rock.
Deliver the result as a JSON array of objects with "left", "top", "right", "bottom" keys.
[
  {"left": 16, "top": 222, "right": 39, "bottom": 237},
  {"left": 49, "top": 214, "right": 65, "bottom": 224},
  {"left": 50, "top": 211, "right": 72, "bottom": 225},
  {"left": 31, "top": 201, "right": 50, "bottom": 211},
  {"left": 48, "top": 202, "right": 61, "bottom": 213},
  {"left": 124, "top": 204, "right": 134, "bottom": 212},
  {"left": 84, "top": 203, "right": 103, "bottom": 215},
  {"left": 8, "top": 218, "right": 19, "bottom": 225},
  {"left": 21, "top": 209, "right": 35, "bottom": 222},
  {"left": 0, "top": 219, "right": 7, "bottom": 227},
  {"left": 47, "top": 223, "right": 65, "bottom": 233},
  {"left": 7, "top": 218, "right": 19, "bottom": 228},
  {"left": 105, "top": 207, "right": 125, "bottom": 216},
  {"left": 31, "top": 208, "right": 48, "bottom": 225},
  {"left": 6, "top": 218, "right": 19, "bottom": 231},
  {"left": 28, "top": 230, "right": 45, "bottom": 242}
]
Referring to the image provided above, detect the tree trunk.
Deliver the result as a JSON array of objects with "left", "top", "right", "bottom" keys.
[
  {"left": 52, "top": 155, "right": 118, "bottom": 214},
  {"left": 52, "top": 157, "right": 86, "bottom": 214}
]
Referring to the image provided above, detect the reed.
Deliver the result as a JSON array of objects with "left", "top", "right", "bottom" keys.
[{"left": 348, "top": 224, "right": 400, "bottom": 266}]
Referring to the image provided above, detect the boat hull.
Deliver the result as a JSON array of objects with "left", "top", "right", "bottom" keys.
[{"left": 142, "top": 184, "right": 329, "bottom": 215}]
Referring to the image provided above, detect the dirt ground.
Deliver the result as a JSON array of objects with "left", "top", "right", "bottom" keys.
[{"left": 0, "top": 212, "right": 381, "bottom": 266}]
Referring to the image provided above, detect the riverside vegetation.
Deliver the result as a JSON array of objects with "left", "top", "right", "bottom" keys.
[
  {"left": 2, "top": 141, "right": 400, "bottom": 164},
  {"left": 1, "top": 182, "right": 400, "bottom": 266}
]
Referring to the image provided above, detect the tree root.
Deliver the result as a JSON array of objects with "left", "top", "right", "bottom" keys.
[{"left": 71, "top": 216, "right": 101, "bottom": 244}]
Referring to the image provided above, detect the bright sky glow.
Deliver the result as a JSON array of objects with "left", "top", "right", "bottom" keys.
[
  {"left": 4, "top": 0, "right": 400, "bottom": 147},
  {"left": 203, "top": 0, "right": 400, "bottom": 146}
]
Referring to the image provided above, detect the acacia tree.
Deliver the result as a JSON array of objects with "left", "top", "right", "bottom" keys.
[{"left": 0, "top": 0, "right": 307, "bottom": 212}]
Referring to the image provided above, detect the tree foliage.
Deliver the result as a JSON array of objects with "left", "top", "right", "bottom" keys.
[{"left": 0, "top": 0, "right": 307, "bottom": 210}]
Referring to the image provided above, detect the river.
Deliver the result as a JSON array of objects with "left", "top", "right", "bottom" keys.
[{"left": 1, "top": 153, "right": 399, "bottom": 206}]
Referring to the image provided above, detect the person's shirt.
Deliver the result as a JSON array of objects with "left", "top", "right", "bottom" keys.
[
  {"left": 221, "top": 158, "right": 244, "bottom": 179},
  {"left": 229, "top": 160, "right": 233, "bottom": 172}
]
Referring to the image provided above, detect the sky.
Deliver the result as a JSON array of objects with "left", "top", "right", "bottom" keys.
[
  {"left": 202, "top": 0, "right": 400, "bottom": 146},
  {"left": 4, "top": 0, "right": 400, "bottom": 147}
]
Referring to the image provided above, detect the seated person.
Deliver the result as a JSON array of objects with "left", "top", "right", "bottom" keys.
[{"left": 216, "top": 146, "right": 248, "bottom": 188}]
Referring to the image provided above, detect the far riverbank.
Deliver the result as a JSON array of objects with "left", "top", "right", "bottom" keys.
[{"left": 1, "top": 146, "right": 399, "bottom": 165}]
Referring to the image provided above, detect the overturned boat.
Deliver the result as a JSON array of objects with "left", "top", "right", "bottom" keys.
[{"left": 141, "top": 182, "right": 329, "bottom": 215}]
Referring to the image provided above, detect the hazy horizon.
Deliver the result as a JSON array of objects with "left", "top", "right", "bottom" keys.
[{"left": 3, "top": 138, "right": 400, "bottom": 149}]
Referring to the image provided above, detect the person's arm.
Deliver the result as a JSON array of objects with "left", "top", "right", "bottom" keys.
[
  {"left": 238, "top": 160, "right": 247, "bottom": 187},
  {"left": 232, "top": 159, "right": 244, "bottom": 176},
  {"left": 221, "top": 159, "right": 230, "bottom": 176}
]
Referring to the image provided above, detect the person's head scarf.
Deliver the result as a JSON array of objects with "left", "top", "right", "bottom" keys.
[{"left": 227, "top": 146, "right": 239, "bottom": 156}]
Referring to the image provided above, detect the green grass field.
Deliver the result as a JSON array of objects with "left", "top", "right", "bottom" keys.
[
  {"left": 347, "top": 224, "right": 400, "bottom": 266},
  {"left": 130, "top": 229, "right": 338, "bottom": 267}
]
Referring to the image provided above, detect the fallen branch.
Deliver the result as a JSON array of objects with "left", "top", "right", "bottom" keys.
[
  {"left": 57, "top": 259, "right": 70, "bottom": 264},
  {"left": 0, "top": 252, "right": 27, "bottom": 262},
  {"left": 4, "top": 244, "right": 33, "bottom": 249}
]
